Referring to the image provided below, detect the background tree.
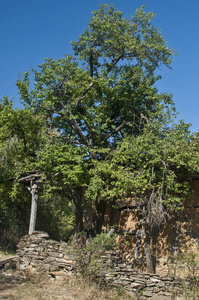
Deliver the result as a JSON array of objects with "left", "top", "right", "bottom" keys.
[
  {"left": 0, "top": 97, "right": 44, "bottom": 247},
  {"left": 0, "top": 98, "right": 74, "bottom": 248},
  {"left": 16, "top": 4, "right": 176, "bottom": 235}
]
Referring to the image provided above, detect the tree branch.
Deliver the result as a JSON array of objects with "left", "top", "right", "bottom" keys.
[
  {"left": 73, "top": 81, "right": 94, "bottom": 112},
  {"left": 103, "top": 120, "right": 129, "bottom": 142},
  {"left": 38, "top": 103, "right": 97, "bottom": 159},
  {"left": 89, "top": 37, "right": 98, "bottom": 78},
  {"left": 58, "top": 101, "right": 92, "bottom": 149}
]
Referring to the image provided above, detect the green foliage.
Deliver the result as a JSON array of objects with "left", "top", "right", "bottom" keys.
[
  {"left": 86, "top": 230, "right": 118, "bottom": 252},
  {"left": 16, "top": 4, "right": 176, "bottom": 156},
  {"left": 36, "top": 195, "right": 75, "bottom": 241},
  {"left": 72, "top": 230, "right": 117, "bottom": 283},
  {"left": 86, "top": 120, "right": 199, "bottom": 227},
  {"left": 0, "top": 186, "right": 30, "bottom": 250},
  {"left": 0, "top": 183, "right": 75, "bottom": 250},
  {"left": 0, "top": 97, "right": 48, "bottom": 184},
  {"left": 37, "top": 142, "right": 88, "bottom": 190},
  {"left": 0, "top": 98, "right": 75, "bottom": 247},
  {"left": 72, "top": 4, "right": 175, "bottom": 72}
]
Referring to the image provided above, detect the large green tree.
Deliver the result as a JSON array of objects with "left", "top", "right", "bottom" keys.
[{"left": 16, "top": 4, "right": 176, "bottom": 235}]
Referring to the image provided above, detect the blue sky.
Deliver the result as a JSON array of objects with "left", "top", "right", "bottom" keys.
[{"left": 0, "top": 0, "right": 198, "bottom": 132}]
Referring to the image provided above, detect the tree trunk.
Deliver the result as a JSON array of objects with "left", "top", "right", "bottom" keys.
[
  {"left": 135, "top": 207, "right": 143, "bottom": 259},
  {"left": 109, "top": 199, "right": 116, "bottom": 228},
  {"left": 172, "top": 210, "right": 179, "bottom": 256},
  {"left": 28, "top": 183, "right": 38, "bottom": 235},
  {"left": 71, "top": 191, "right": 84, "bottom": 234},
  {"left": 145, "top": 216, "right": 155, "bottom": 274},
  {"left": 91, "top": 199, "right": 107, "bottom": 236},
  {"left": 151, "top": 226, "right": 159, "bottom": 274}
]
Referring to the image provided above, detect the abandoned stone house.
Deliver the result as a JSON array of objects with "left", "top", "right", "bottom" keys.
[{"left": 99, "top": 174, "right": 199, "bottom": 257}]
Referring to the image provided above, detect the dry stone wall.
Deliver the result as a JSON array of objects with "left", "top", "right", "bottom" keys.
[
  {"left": 16, "top": 232, "right": 190, "bottom": 299},
  {"left": 89, "top": 251, "right": 187, "bottom": 299},
  {"left": 16, "top": 231, "right": 76, "bottom": 273}
]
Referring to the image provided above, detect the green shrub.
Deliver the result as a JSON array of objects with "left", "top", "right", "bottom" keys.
[{"left": 72, "top": 230, "right": 118, "bottom": 284}]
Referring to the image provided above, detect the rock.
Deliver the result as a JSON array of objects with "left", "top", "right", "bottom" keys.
[
  {"left": 160, "top": 277, "right": 174, "bottom": 281},
  {"left": 146, "top": 282, "right": 156, "bottom": 287},
  {"left": 150, "top": 278, "right": 161, "bottom": 282},
  {"left": 0, "top": 256, "right": 18, "bottom": 270},
  {"left": 158, "top": 292, "right": 173, "bottom": 297},
  {"left": 142, "top": 291, "right": 153, "bottom": 297},
  {"left": 31, "top": 231, "right": 49, "bottom": 238},
  {"left": 49, "top": 264, "right": 61, "bottom": 272},
  {"left": 131, "top": 282, "right": 143, "bottom": 288},
  {"left": 19, "top": 264, "right": 28, "bottom": 270},
  {"left": 119, "top": 276, "right": 132, "bottom": 281},
  {"left": 49, "top": 252, "right": 64, "bottom": 258}
]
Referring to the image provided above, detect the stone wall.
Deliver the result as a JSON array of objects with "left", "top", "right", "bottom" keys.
[
  {"left": 88, "top": 250, "right": 189, "bottom": 299},
  {"left": 16, "top": 231, "right": 76, "bottom": 273},
  {"left": 15, "top": 231, "right": 193, "bottom": 299}
]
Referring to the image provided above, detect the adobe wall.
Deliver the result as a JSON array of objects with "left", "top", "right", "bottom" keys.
[{"left": 102, "top": 179, "right": 199, "bottom": 262}]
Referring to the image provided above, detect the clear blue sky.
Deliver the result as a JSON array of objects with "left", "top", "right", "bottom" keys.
[{"left": 0, "top": 0, "right": 198, "bottom": 132}]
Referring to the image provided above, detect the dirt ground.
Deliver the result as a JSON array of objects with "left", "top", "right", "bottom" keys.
[
  {"left": 0, "top": 251, "right": 198, "bottom": 300},
  {"left": 0, "top": 270, "right": 135, "bottom": 300}
]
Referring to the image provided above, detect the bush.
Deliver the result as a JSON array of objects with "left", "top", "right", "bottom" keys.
[{"left": 72, "top": 230, "right": 118, "bottom": 284}]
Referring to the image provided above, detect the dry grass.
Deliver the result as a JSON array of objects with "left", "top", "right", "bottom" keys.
[
  {"left": 0, "top": 250, "right": 135, "bottom": 300},
  {"left": 0, "top": 251, "right": 15, "bottom": 260},
  {"left": 0, "top": 270, "right": 134, "bottom": 300}
]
